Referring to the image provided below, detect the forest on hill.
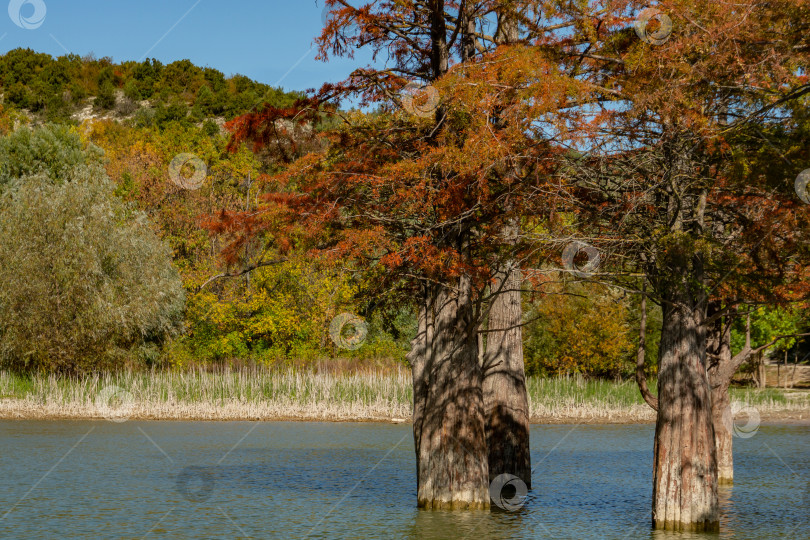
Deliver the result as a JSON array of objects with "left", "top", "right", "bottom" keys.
[
  {"left": 0, "top": 49, "right": 371, "bottom": 373},
  {"left": 0, "top": 48, "right": 302, "bottom": 125}
]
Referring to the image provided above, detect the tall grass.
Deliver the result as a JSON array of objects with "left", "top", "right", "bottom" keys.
[
  {"left": 527, "top": 376, "right": 656, "bottom": 420},
  {"left": 1, "top": 369, "right": 807, "bottom": 422},
  {"left": 526, "top": 376, "right": 809, "bottom": 421},
  {"left": 0, "top": 367, "right": 413, "bottom": 421}
]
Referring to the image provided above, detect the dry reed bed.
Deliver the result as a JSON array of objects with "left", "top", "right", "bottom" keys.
[{"left": 1, "top": 369, "right": 807, "bottom": 422}]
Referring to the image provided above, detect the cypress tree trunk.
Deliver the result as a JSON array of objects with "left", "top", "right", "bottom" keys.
[
  {"left": 408, "top": 278, "right": 490, "bottom": 510},
  {"left": 652, "top": 289, "right": 719, "bottom": 532},
  {"left": 482, "top": 263, "right": 531, "bottom": 488},
  {"left": 480, "top": 5, "right": 533, "bottom": 490},
  {"left": 711, "top": 378, "right": 734, "bottom": 484},
  {"left": 706, "top": 302, "right": 734, "bottom": 485},
  {"left": 406, "top": 1, "right": 489, "bottom": 510},
  {"left": 707, "top": 309, "right": 755, "bottom": 485}
]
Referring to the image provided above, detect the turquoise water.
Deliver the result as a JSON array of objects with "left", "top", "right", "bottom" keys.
[{"left": 0, "top": 421, "right": 807, "bottom": 539}]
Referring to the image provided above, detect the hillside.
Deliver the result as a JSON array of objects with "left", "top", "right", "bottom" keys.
[{"left": 0, "top": 48, "right": 303, "bottom": 127}]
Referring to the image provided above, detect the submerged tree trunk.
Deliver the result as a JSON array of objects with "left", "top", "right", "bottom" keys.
[
  {"left": 480, "top": 6, "right": 532, "bottom": 490},
  {"left": 652, "top": 289, "right": 719, "bottom": 532},
  {"left": 707, "top": 310, "right": 795, "bottom": 484},
  {"left": 711, "top": 379, "right": 733, "bottom": 485},
  {"left": 711, "top": 383, "right": 733, "bottom": 484},
  {"left": 706, "top": 303, "right": 735, "bottom": 485},
  {"left": 482, "top": 263, "right": 531, "bottom": 488},
  {"left": 408, "top": 279, "right": 489, "bottom": 509},
  {"left": 709, "top": 322, "right": 736, "bottom": 484}
]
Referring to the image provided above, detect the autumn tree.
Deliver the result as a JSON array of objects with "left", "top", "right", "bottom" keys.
[
  {"left": 566, "top": 0, "right": 809, "bottom": 531},
  {"left": 216, "top": 0, "right": 621, "bottom": 509},
  {"left": 636, "top": 61, "right": 810, "bottom": 490},
  {"left": 703, "top": 102, "right": 810, "bottom": 483},
  {"left": 481, "top": 3, "right": 531, "bottom": 490},
  {"left": 313, "top": 0, "right": 639, "bottom": 508}
]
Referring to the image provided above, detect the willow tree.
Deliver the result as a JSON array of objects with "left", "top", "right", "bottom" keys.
[{"left": 0, "top": 126, "right": 185, "bottom": 374}]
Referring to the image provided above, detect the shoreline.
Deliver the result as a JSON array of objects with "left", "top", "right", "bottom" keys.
[
  {"left": 2, "top": 400, "right": 807, "bottom": 425},
  {"left": 3, "top": 369, "right": 808, "bottom": 426}
]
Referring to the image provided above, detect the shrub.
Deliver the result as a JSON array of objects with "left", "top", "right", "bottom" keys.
[
  {"left": 201, "top": 119, "right": 220, "bottom": 137},
  {"left": 123, "top": 80, "right": 142, "bottom": 102},
  {"left": 0, "top": 128, "right": 185, "bottom": 374},
  {"left": 0, "top": 124, "right": 101, "bottom": 187},
  {"left": 95, "top": 81, "right": 117, "bottom": 110},
  {"left": 115, "top": 97, "right": 138, "bottom": 116}
]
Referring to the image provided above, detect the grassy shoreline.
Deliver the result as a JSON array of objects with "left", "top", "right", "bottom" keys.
[{"left": 1, "top": 368, "right": 808, "bottom": 423}]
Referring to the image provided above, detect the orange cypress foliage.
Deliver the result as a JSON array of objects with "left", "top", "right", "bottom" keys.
[
  {"left": 209, "top": 1, "right": 671, "bottom": 303},
  {"left": 564, "top": 0, "right": 809, "bottom": 307}
]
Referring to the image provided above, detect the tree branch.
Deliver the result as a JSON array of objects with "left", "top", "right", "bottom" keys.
[{"left": 197, "top": 259, "right": 286, "bottom": 292}]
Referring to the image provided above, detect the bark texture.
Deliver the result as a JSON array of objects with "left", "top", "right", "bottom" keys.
[
  {"left": 482, "top": 263, "right": 531, "bottom": 488},
  {"left": 652, "top": 290, "right": 719, "bottom": 532},
  {"left": 482, "top": 9, "right": 531, "bottom": 488},
  {"left": 706, "top": 303, "right": 735, "bottom": 484},
  {"left": 706, "top": 309, "right": 775, "bottom": 485},
  {"left": 408, "top": 279, "right": 489, "bottom": 509},
  {"left": 406, "top": 0, "right": 490, "bottom": 511},
  {"left": 711, "top": 380, "right": 733, "bottom": 485}
]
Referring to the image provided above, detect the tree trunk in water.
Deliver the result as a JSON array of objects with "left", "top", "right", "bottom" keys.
[
  {"left": 711, "top": 379, "right": 733, "bottom": 485},
  {"left": 482, "top": 264, "right": 531, "bottom": 488},
  {"left": 707, "top": 309, "right": 755, "bottom": 485},
  {"left": 706, "top": 301, "right": 734, "bottom": 484},
  {"left": 652, "top": 291, "right": 718, "bottom": 532},
  {"left": 408, "top": 279, "right": 490, "bottom": 509},
  {"left": 480, "top": 6, "right": 532, "bottom": 490}
]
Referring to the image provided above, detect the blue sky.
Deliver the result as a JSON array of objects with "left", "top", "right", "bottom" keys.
[{"left": 0, "top": 0, "right": 371, "bottom": 93}]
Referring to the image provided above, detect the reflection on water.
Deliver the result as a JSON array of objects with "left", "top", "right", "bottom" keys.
[{"left": 0, "top": 421, "right": 807, "bottom": 539}]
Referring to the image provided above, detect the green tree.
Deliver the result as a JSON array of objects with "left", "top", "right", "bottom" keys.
[
  {"left": 0, "top": 124, "right": 101, "bottom": 188},
  {"left": 0, "top": 127, "right": 184, "bottom": 374},
  {"left": 95, "top": 80, "right": 117, "bottom": 110},
  {"left": 191, "top": 85, "right": 216, "bottom": 119},
  {"left": 731, "top": 306, "right": 804, "bottom": 355},
  {"left": 123, "top": 79, "right": 142, "bottom": 102}
]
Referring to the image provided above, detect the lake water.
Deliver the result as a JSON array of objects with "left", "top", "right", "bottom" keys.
[{"left": 0, "top": 421, "right": 807, "bottom": 539}]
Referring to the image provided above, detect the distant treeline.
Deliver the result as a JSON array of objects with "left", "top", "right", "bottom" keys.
[{"left": 0, "top": 48, "right": 303, "bottom": 124}]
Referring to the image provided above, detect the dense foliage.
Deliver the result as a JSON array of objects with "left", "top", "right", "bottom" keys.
[
  {"left": 0, "top": 51, "right": 411, "bottom": 371},
  {"left": 0, "top": 126, "right": 184, "bottom": 374},
  {"left": 0, "top": 36, "right": 804, "bottom": 376},
  {"left": 0, "top": 48, "right": 303, "bottom": 124},
  {"left": 524, "top": 283, "right": 637, "bottom": 378}
]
